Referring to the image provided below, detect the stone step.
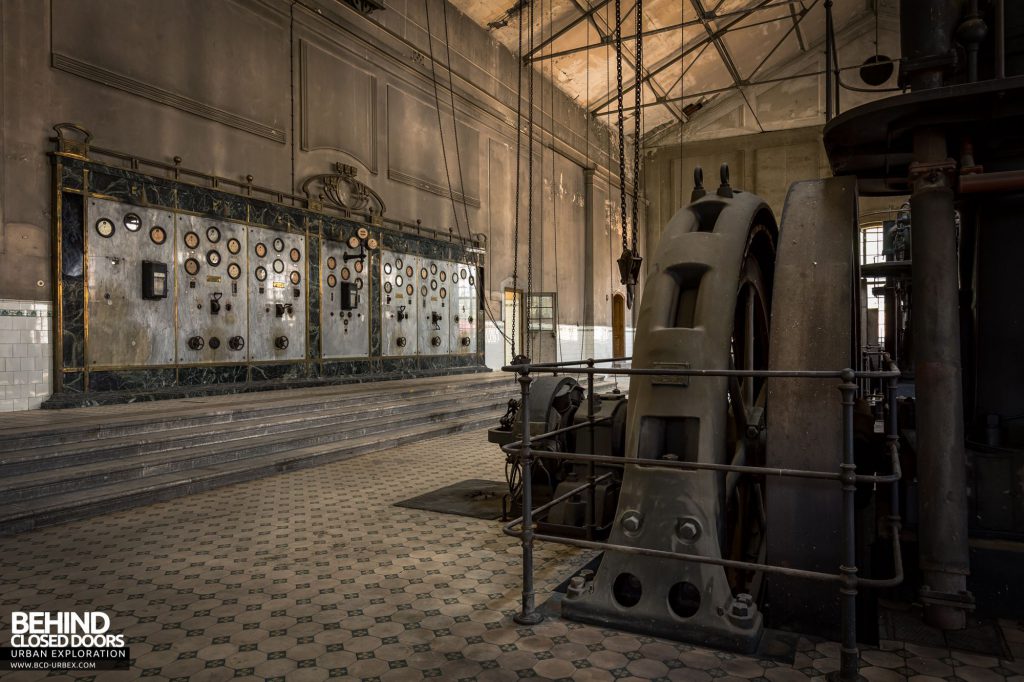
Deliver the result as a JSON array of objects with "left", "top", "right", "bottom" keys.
[
  {"left": 0, "top": 373, "right": 515, "bottom": 452},
  {"left": 0, "top": 410, "right": 503, "bottom": 536},
  {"left": 0, "top": 382, "right": 519, "bottom": 477},
  {"left": 0, "top": 398, "right": 506, "bottom": 503}
]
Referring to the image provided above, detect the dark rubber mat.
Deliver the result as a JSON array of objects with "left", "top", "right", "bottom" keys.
[{"left": 394, "top": 479, "right": 507, "bottom": 520}]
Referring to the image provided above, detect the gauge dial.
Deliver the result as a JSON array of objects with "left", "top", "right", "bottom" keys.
[
  {"left": 290, "top": 271, "right": 301, "bottom": 285},
  {"left": 421, "top": 285, "right": 428, "bottom": 297},
  {"left": 150, "top": 226, "right": 166, "bottom": 245},
  {"left": 347, "top": 236, "right": 361, "bottom": 249},
  {"left": 440, "top": 287, "right": 447, "bottom": 299},
  {"left": 430, "top": 279, "right": 437, "bottom": 291},
  {"left": 469, "top": 276, "right": 475, "bottom": 285},
  {"left": 357, "top": 226, "right": 369, "bottom": 240},
  {"left": 384, "top": 282, "right": 393, "bottom": 293},
  {"left": 384, "top": 263, "right": 392, "bottom": 275},
  {"left": 227, "top": 238, "right": 241, "bottom": 254},
  {"left": 255, "top": 242, "right": 267, "bottom": 258},
  {"left": 395, "top": 275, "right": 403, "bottom": 286},
  {"left": 289, "top": 247, "right": 301, "bottom": 263},
  {"left": 396, "top": 258, "right": 404, "bottom": 269},
  {"left": 273, "top": 237, "right": 285, "bottom": 252},
  {"left": 123, "top": 213, "right": 141, "bottom": 232},
  {"left": 439, "top": 270, "right": 447, "bottom": 282},
  {"left": 206, "top": 226, "right": 221, "bottom": 243},
  {"left": 341, "top": 267, "right": 351, "bottom": 281},
  {"left": 327, "top": 256, "right": 337, "bottom": 270},
  {"left": 460, "top": 268, "right": 468, "bottom": 278},
  {"left": 206, "top": 250, "right": 221, "bottom": 267},
  {"left": 430, "top": 263, "right": 438, "bottom": 275},
  {"left": 327, "top": 274, "right": 337, "bottom": 288},
  {"left": 405, "top": 265, "right": 414, "bottom": 278},
  {"left": 273, "top": 259, "right": 284, "bottom": 274},
  {"left": 184, "top": 231, "right": 200, "bottom": 249},
  {"left": 406, "top": 284, "right": 415, "bottom": 296},
  {"left": 255, "top": 266, "right": 267, "bottom": 281},
  {"left": 452, "top": 272, "right": 459, "bottom": 283},
  {"left": 367, "top": 238, "right": 379, "bottom": 250},
  {"left": 354, "top": 260, "right": 363, "bottom": 273},
  {"left": 356, "top": 278, "right": 364, "bottom": 290},
  {"left": 95, "top": 218, "right": 115, "bottom": 238},
  {"left": 184, "top": 258, "right": 200, "bottom": 276},
  {"left": 227, "top": 263, "right": 242, "bottom": 280}
]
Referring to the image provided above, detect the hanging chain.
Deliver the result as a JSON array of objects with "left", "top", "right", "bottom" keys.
[
  {"left": 525, "top": 0, "right": 536, "bottom": 360},
  {"left": 510, "top": 2, "right": 525, "bottom": 360},
  {"left": 630, "top": 0, "right": 643, "bottom": 254},
  {"left": 615, "top": 0, "right": 628, "bottom": 262}
]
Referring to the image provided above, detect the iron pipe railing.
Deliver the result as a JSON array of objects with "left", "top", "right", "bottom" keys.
[{"left": 500, "top": 355, "right": 903, "bottom": 682}]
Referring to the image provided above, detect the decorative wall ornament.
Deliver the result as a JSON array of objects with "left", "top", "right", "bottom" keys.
[
  {"left": 300, "top": 163, "right": 387, "bottom": 220},
  {"left": 342, "top": 0, "right": 385, "bottom": 15}
]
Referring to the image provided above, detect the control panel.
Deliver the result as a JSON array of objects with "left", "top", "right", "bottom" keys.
[
  {"left": 175, "top": 215, "right": 248, "bottom": 363},
  {"left": 381, "top": 251, "right": 418, "bottom": 355},
  {"left": 247, "top": 227, "right": 306, "bottom": 361},
  {"left": 86, "top": 198, "right": 176, "bottom": 368},
  {"left": 451, "top": 262, "right": 478, "bottom": 353},
  {"left": 417, "top": 257, "right": 450, "bottom": 354},
  {"left": 321, "top": 238, "right": 369, "bottom": 358}
]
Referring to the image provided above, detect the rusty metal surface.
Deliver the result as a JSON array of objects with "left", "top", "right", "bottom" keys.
[{"left": 765, "top": 176, "right": 858, "bottom": 637}]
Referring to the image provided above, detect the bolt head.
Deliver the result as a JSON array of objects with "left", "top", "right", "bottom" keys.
[
  {"left": 676, "top": 518, "right": 701, "bottom": 542},
  {"left": 621, "top": 511, "right": 643, "bottom": 534}
]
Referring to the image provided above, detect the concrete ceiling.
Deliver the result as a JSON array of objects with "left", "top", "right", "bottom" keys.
[{"left": 451, "top": 0, "right": 880, "bottom": 138}]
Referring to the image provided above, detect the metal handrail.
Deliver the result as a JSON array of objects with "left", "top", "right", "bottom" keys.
[{"left": 500, "top": 355, "right": 904, "bottom": 682}]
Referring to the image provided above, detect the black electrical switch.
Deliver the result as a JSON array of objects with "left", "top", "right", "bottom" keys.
[{"left": 142, "top": 261, "right": 168, "bottom": 300}]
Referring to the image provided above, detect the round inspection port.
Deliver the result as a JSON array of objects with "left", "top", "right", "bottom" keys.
[
  {"left": 612, "top": 573, "right": 642, "bottom": 608},
  {"left": 668, "top": 581, "right": 701, "bottom": 618}
]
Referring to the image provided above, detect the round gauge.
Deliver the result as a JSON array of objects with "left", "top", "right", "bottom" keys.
[
  {"left": 430, "top": 279, "right": 438, "bottom": 291},
  {"left": 421, "top": 285, "right": 428, "bottom": 297},
  {"left": 440, "top": 271, "right": 447, "bottom": 282},
  {"left": 328, "top": 256, "right": 337, "bottom": 270},
  {"left": 123, "top": 213, "right": 141, "bottom": 232},
  {"left": 354, "top": 260, "right": 364, "bottom": 274},
  {"left": 406, "top": 265, "right": 414, "bottom": 278},
  {"left": 440, "top": 287, "right": 447, "bottom": 299},
  {"left": 273, "top": 237, "right": 285, "bottom": 252},
  {"left": 95, "top": 218, "right": 115, "bottom": 238},
  {"left": 184, "top": 231, "right": 200, "bottom": 249},
  {"left": 347, "top": 236, "right": 361, "bottom": 249},
  {"left": 357, "top": 226, "right": 369, "bottom": 240},
  {"left": 227, "top": 262, "right": 242, "bottom": 280},
  {"left": 460, "top": 268, "right": 468, "bottom": 278},
  {"left": 255, "top": 242, "right": 267, "bottom": 258},
  {"left": 396, "top": 258, "right": 404, "bottom": 269},
  {"left": 206, "top": 226, "right": 221, "bottom": 243},
  {"left": 367, "top": 238, "right": 379, "bottom": 250},
  {"left": 184, "top": 258, "right": 200, "bottom": 276},
  {"left": 430, "top": 263, "right": 438, "bottom": 275},
  {"left": 452, "top": 272, "right": 459, "bottom": 283},
  {"left": 255, "top": 266, "right": 267, "bottom": 281},
  {"left": 273, "top": 259, "right": 284, "bottom": 274},
  {"left": 384, "top": 263, "right": 393, "bottom": 275},
  {"left": 327, "top": 274, "right": 337, "bottom": 288},
  {"left": 420, "top": 267, "right": 428, "bottom": 280},
  {"left": 395, "top": 275, "right": 403, "bottom": 286},
  {"left": 341, "top": 267, "right": 351, "bottom": 281},
  {"left": 206, "top": 250, "right": 221, "bottom": 267},
  {"left": 356, "top": 278, "right": 364, "bottom": 290},
  {"left": 290, "top": 271, "right": 301, "bottom": 285},
  {"left": 406, "top": 284, "right": 415, "bottom": 296},
  {"left": 227, "top": 238, "right": 241, "bottom": 255},
  {"left": 150, "top": 226, "right": 167, "bottom": 245},
  {"left": 469, "top": 276, "right": 475, "bottom": 285},
  {"left": 384, "top": 281, "right": 393, "bottom": 293},
  {"left": 289, "top": 247, "right": 301, "bottom": 263}
]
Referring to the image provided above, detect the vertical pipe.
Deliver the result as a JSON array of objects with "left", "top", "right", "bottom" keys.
[
  {"left": 996, "top": 0, "right": 1006, "bottom": 79},
  {"left": 824, "top": 0, "right": 834, "bottom": 121},
  {"left": 515, "top": 370, "right": 544, "bottom": 625},
  {"left": 586, "top": 358, "right": 597, "bottom": 541},
  {"left": 837, "top": 370, "right": 860, "bottom": 682},
  {"left": 910, "top": 127, "right": 972, "bottom": 630},
  {"left": 887, "top": 369, "right": 902, "bottom": 532}
]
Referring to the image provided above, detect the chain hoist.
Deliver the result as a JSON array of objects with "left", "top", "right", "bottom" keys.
[{"left": 615, "top": 0, "right": 644, "bottom": 308}]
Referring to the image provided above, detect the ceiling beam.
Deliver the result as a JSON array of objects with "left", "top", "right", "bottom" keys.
[{"left": 524, "top": 0, "right": 613, "bottom": 59}]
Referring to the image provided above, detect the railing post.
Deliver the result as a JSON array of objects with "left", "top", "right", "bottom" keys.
[
  {"left": 586, "top": 358, "right": 597, "bottom": 541},
  {"left": 515, "top": 368, "right": 544, "bottom": 625},
  {"left": 834, "top": 369, "right": 861, "bottom": 682},
  {"left": 886, "top": 365, "right": 903, "bottom": 556}
]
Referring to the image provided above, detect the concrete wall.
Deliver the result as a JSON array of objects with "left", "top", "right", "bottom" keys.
[{"left": 0, "top": 0, "right": 638, "bottom": 406}]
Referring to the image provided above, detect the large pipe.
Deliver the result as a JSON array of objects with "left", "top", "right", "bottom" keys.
[
  {"left": 910, "top": 127, "right": 972, "bottom": 631},
  {"left": 899, "top": 0, "right": 962, "bottom": 90}
]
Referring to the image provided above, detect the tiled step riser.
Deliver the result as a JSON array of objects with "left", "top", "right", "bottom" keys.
[
  {"left": 0, "top": 413, "right": 500, "bottom": 536},
  {"left": 0, "top": 379, "right": 514, "bottom": 452},
  {"left": 2, "top": 401, "right": 508, "bottom": 503},
  {"left": 0, "top": 385, "right": 520, "bottom": 476}
]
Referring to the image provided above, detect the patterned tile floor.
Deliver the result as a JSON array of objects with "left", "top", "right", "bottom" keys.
[{"left": 1, "top": 428, "right": 1022, "bottom": 681}]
